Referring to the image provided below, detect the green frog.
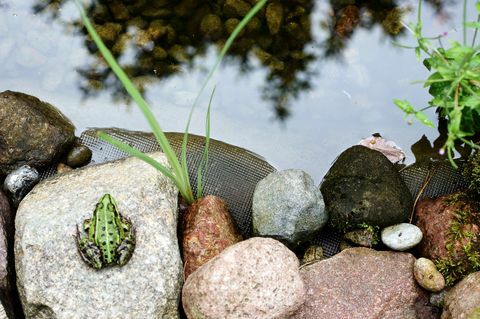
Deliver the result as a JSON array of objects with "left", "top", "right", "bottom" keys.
[{"left": 76, "top": 194, "right": 135, "bottom": 269}]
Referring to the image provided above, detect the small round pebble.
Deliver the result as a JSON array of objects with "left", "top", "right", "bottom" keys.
[
  {"left": 381, "top": 223, "right": 423, "bottom": 251},
  {"left": 3, "top": 165, "right": 39, "bottom": 205},
  {"left": 414, "top": 257, "right": 446, "bottom": 292},
  {"left": 66, "top": 145, "right": 92, "bottom": 168}
]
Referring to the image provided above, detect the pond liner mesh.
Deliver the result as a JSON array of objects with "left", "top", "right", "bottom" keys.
[{"left": 40, "top": 128, "right": 467, "bottom": 257}]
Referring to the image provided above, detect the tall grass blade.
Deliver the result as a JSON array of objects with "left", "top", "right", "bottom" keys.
[{"left": 196, "top": 87, "right": 215, "bottom": 199}]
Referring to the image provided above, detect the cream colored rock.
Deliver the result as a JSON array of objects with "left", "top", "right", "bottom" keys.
[{"left": 414, "top": 258, "right": 445, "bottom": 292}]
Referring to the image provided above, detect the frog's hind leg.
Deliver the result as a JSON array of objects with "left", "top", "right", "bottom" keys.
[
  {"left": 76, "top": 225, "right": 103, "bottom": 269},
  {"left": 116, "top": 224, "right": 136, "bottom": 266}
]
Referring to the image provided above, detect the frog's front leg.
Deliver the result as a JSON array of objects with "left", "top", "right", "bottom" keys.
[
  {"left": 76, "top": 225, "right": 103, "bottom": 269},
  {"left": 116, "top": 225, "right": 136, "bottom": 266}
]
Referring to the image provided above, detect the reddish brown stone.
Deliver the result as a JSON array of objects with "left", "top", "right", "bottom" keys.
[
  {"left": 181, "top": 195, "right": 242, "bottom": 278},
  {"left": 291, "top": 248, "right": 430, "bottom": 319},
  {"left": 442, "top": 272, "right": 480, "bottom": 318}
]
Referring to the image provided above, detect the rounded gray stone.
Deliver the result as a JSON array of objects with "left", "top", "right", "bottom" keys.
[
  {"left": 3, "top": 165, "right": 39, "bottom": 205},
  {"left": 381, "top": 223, "right": 423, "bottom": 251},
  {"left": 252, "top": 169, "right": 327, "bottom": 248}
]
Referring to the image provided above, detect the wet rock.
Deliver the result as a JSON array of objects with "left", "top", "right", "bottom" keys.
[
  {"left": 200, "top": 14, "right": 223, "bottom": 39},
  {"left": 66, "top": 145, "right": 92, "bottom": 168},
  {"left": 56, "top": 163, "right": 73, "bottom": 174},
  {"left": 0, "top": 91, "right": 75, "bottom": 175},
  {"left": 415, "top": 193, "right": 480, "bottom": 286},
  {"left": 3, "top": 165, "right": 39, "bottom": 206},
  {"left": 320, "top": 145, "right": 413, "bottom": 232},
  {"left": 442, "top": 272, "right": 480, "bottom": 318},
  {"left": 291, "top": 248, "right": 429, "bottom": 319},
  {"left": 252, "top": 169, "right": 328, "bottom": 248},
  {"left": 266, "top": 2, "right": 283, "bottom": 35},
  {"left": 344, "top": 225, "right": 379, "bottom": 247},
  {"left": 381, "top": 223, "right": 423, "bottom": 251},
  {"left": 182, "top": 195, "right": 242, "bottom": 279},
  {"left": 414, "top": 258, "right": 446, "bottom": 292},
  {"left": 15, "top": 152, "right": 182, "bottom": 318},
  {"left": 182, "top": 237, "right": 305, "bottom": 319},
  {"left": 301, "top": 244, "right": 324, "bottom": 265}
]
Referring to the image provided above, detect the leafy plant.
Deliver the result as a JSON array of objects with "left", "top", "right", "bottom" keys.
[
  {"left": 74, "top": 0, "right": 268, "bottom": 204},
  {"left": 394, "top": 0, "right": 480, "bottom": 166}
]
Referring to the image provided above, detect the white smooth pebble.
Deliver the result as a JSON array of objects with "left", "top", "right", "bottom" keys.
[{"left": 381, "top": 223, "right": 423, "bottom": 251}]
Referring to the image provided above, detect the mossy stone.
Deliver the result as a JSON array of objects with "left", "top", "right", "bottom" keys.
[{"left": 320, "top": 145, "right": 413, "bottom": 232}]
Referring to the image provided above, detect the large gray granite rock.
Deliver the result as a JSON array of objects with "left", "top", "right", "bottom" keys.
[
  {"left": 292, "top": 247, "right": 434, "bottom": 319},
  {"left": 320, "top": 145, "right": 413, "bottom": 231},
  {"left": 182, "top": 237, "right": 305, "bottom": 319},
  {"left": 0, "top": 91, "right": 75, "bottom": 175},
  {"left": 15, "top": 152, "right": 182, "bottom": 319},
  {"left": 252, "top": 169, "right": 327, "bottom": 248}
]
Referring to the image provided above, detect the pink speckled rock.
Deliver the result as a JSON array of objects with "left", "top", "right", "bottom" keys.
[
  {"left": 442, "top": 272, "right": 480, "bottom": 319},
  {"left": 182, "top": 237, "right": 305, "bottom": 319},
  {"left": 292, "top": 247, "right": 432, "bottom": 319}
]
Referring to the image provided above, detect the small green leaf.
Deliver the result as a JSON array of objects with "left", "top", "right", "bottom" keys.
[
  {"left": 394, "top": 99, "right": 415, "bottom": 114},
  {"left": 415, "top": 46, "right": 421, "bottom": 60},
  {"left": 476, "top": 1, "right": 480, "bottom": 13},
  {"left": 466, "top": 22, "right": 480, "bottom": 28},
  {"left": 414, "top": 111, "right": 435, "bottom": 128}
]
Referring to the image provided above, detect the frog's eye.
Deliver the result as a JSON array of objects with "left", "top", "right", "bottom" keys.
[{"left": 108, "top": 203, "right": 114, "bottom": 211}]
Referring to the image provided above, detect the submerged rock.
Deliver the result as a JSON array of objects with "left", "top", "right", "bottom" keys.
[
  {"left": 291, "top": 248, "right": 429, "bottom": 319},
  {"left": 252, "top": 169, "right": 327, "bottom": 248},
  {"left": 182, "top": 195, "right": 242, "bottom": 279},
  {"left": 3, "top": 165, "right": 39, "bottom": 205},
  {"left": 320, "top": 145, "right": 413, "bottom": 232},
  {"left": 0, "top": 91, "right": 75, "bottom": 175},
  {"left": 415, "top": 192, "right": 480, "bottom": 286},
  {"left": 15, "top": 152, "right": 182, "bottom": 318},
  {"left": 381, "top": 223, "right": 423, "bottom": 251},
  {"left": 414, "top": 258, "right": 445, "bottom": 292},
  {"left": 442, "top": 271, "right": 480, "bottom": 319},
  {"left": 182, "top": 237, "right": 305, "bottom": 319}
]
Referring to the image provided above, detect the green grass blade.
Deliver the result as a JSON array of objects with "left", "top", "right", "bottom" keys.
[
  {"left": 74, "top": 0, "right": 191, "bottom": 200},
  {"left": 181, "top": 0, "right": 268, "bottom": 200},
  {"left": 97, "top": 132, "right": 176, "bottom": 183},
  {"left": 196, "top": 87, "right": 215, "bottom": 199}
]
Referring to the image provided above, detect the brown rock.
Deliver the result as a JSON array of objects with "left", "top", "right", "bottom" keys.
[
  {"left": 0, "top": 190, "right": 14, "bottom": 317},
  {"left": 182, "top": 195, "right": 242, "bottom": 278},
  {"left": 415, "top": 193, "right": 480, "bottom": 285},
  {"left": 291, "top": 248, "right": 429, "bottom": 319},
  {"left": 414, "top": 258, "right": 446, "bottom": 292},
  {"left": 442, "top": 272, "right": 480, "bottom": 319},
  {"left": 0, "top": 91, "right": 75, "bottom": 175},
  {"left": 182, "top": 237, "right": 305, "bottom": 319}
]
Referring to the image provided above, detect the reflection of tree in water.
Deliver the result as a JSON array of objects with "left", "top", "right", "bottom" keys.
[{"left": 33, "top": 0, "right": 447, "bottom": 120}]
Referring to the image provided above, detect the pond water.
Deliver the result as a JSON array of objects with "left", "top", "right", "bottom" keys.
[{"left": 0, "top": 0, "right": 472, "bottom": 182}]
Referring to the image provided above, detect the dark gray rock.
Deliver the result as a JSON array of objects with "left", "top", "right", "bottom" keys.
[
  {"left": 0, "top": 91, "right": 75, "bottom": 175},
  {"left": 252, "top": 169, "right": 328, "bottom": 248},
  {"left": 3, "top": 165, "right": 39, "bottom": 205},
  {"left": 0, "top": 190, "right": 12, "bottom": 317},
  {"left": 66, "top": 145, "right": 92, "bottom": 168},
  {"left": 320, "top": 145, "right": 413, "bottom": 232}
]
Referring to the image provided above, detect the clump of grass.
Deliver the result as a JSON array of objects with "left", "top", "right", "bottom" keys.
[
  {"left": 74, "top": 0, "right": 268, "bottom": 204},
  {"left": 394, "top": 0, "right": 480, "bottom": 167}
]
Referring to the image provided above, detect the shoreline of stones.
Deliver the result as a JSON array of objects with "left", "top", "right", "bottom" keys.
[{"left": 1, "top": 90, "right": 479, "bottom": 318}]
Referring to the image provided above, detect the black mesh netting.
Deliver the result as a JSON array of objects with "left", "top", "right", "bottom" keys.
[{"left": 40, "top": 128, "right": 468, "bottom": 257}]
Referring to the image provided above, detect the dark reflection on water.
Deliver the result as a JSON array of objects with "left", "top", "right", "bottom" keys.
[{"left": 29, "top": 0, "right": 437, "bottom": 120}]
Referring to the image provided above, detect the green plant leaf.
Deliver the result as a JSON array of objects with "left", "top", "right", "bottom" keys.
[
  {"left": 414, "top": 111, "right": 435, "bottom": 127},
  {"left": 394, "top": 99, "right": 415, "bottom": 114}
]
